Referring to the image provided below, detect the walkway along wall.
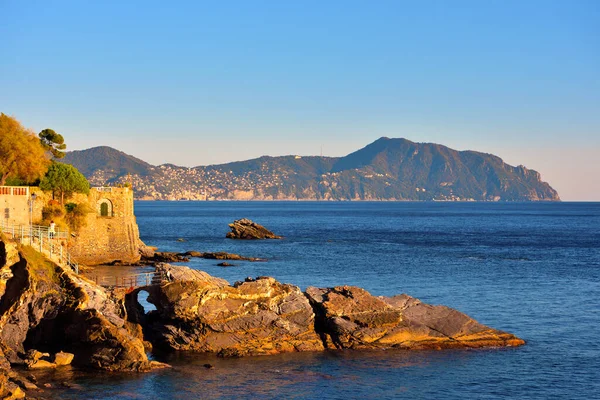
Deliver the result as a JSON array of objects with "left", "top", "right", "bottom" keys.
[{"left": 68, "top": 187, "right": 142, "bottom": 265}]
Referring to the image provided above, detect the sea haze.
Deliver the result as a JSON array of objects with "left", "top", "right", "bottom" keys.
[{"left": 46, "top": 201, "right": 600, "bottom": 399}]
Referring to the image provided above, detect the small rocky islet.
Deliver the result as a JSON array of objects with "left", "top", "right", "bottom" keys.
[
  {"left": 225, "top": 218, "right": 283, "bottom": 240},
  {"left": 0, "top": 231, "right": 524, "bottom": 398}
]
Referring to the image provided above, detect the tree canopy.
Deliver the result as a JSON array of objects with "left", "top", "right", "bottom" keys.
[
  {"left": 40, "top": 162, "right": 90, "bottom": 204},
  {"left": 39, "top": 128, "right": 67, "bottom": 159},
  {"left": 0, "top": 113, "right": 50, "bottom": 185}
]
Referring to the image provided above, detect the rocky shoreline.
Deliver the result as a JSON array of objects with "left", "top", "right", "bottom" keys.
[
  {"left": 126, "top": 264, "right": 524, "bottom": 357},
  {"left": 0, "top": 237, "right": 524, "bottom": 398}
]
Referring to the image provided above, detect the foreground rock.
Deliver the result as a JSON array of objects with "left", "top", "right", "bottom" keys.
[
  {"left": 130, "top": 265, "right": 524, "bottom": 357},
  {"left": 136, "top": 265, "right": 323, "bottom": 356},
  {"left": 23, "top": 349, "right": 74, "bottom": 369},
  {"left": 0, "top": 238, "right": 167, "bottom": 378},
  {"left": 306, "top": 286, "right": 525, "bottom": 350},
  {"left": 226, "top": 218, "right": 282, "bottom": 240}
]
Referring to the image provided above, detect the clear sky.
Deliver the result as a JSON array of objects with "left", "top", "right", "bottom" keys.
[{"left": 1, "top": 1, "right": 599, "bottom": 200}]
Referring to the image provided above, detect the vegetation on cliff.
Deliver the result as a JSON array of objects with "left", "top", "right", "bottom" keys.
[
  {"left": 0, "top": 237, "right": 165, "bottom": 397},
  {"left": 62, "top": 138, "right": 559, "bottom": 201}
]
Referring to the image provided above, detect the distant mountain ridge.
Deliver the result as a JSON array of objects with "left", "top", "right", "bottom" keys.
[
  {"left": 64, "top": 146, "right": 155, "bottom": 178},
  {"left": 62, "top": 138, "right": 560, "bottom": 201}
]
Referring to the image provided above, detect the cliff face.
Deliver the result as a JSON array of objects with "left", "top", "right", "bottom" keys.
[
  {"left": 0, "top": 239, "right": 526, "bottom": 396},
  {"left": 0, "top": 236, "right": 163, "bottom": 398},
  {"left": 62, "top": 138, "right": 560, "bottom": 201}
]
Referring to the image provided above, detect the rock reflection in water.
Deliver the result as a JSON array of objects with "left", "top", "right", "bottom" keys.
[{"left": 36, "top": 349, "right": 484, "bottom": 399}]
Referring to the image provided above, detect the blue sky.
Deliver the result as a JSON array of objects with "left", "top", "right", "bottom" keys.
[{"left": 1, "top": 1, "right": 599, "bottom": 200}]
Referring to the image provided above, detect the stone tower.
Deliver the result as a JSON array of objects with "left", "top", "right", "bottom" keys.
[{"left": 68, "top": 187, "right": 141, "bottom": 265}]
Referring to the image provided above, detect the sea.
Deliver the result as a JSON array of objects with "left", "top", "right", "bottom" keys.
[{"left": 41, "top": 201, "right": 600, "bottom": 399}]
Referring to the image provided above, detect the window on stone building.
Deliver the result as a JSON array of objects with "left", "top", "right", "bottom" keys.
[{"left": 4, "top": 208, "right": 9, "bottom": 220}]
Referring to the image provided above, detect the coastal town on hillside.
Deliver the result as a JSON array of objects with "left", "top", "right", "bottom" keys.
[
  {"left": 88, "top": 164, "right": 295, "bottom": 200},
  {"left": 86, "top": 164, "right": 473, "bottom": 202}
]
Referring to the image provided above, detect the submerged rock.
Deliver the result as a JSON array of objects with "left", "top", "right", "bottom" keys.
[
  {"left": 225, "top": 219, "right": 282, "bottom": 240},
  {"left": 197, "top": 252, "right": 263, "bottom": 262},
  {"left": 143, "top": 251, "right": 264, "bottom": 265},
  {"left": 217, "top": 262, "right": 235, "bottom": 267},
  {"left": 149, "top": 252, "right": 190, "bottom": 263}
]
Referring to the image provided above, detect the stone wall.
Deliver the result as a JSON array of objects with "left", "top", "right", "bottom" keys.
[
  {"left": 68, "top": 187, "right": 141, "bottom": 265},
  {"left": 1, "top": 186, "right": 142, "bottom": 266},
  {"left": 0, "top": 186, "right": 30, "bottom": 227},
  {"left": 0, "top": 187, "right": 54, "bottom": 228}
]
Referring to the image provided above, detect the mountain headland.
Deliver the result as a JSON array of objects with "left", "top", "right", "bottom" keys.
[{"left": 63, "top": 138, "right": 560, "bottom": 201}]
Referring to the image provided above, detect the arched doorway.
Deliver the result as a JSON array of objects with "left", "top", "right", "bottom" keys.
[{"left": 97, "top": 199, "right": 113, "bottom": 217}]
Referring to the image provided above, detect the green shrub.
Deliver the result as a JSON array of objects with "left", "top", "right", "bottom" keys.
[
  {"left": 41, "top": 202, "right": 64, "bottom": 221},
  {"left": 64, "top": 202, "right": 91, "bottom": 232}
]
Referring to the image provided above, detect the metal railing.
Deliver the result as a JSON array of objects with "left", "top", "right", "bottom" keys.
[
  {"left": 86, "top": 271, "right": 162, "bottom": 288},
  {"left": 0, "top": 221, "right": 79, "bottom": 274},
  {"left": 0, "top": 221, "right": 69, "bottom": 240}
]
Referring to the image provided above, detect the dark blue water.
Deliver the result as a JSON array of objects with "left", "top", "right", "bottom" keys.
[{"left": 45, "top": 202, "right": 600, "bottom": 399}]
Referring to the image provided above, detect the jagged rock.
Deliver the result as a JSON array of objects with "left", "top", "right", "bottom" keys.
[
  {"left": 198, "top": 252, "right": 263, "bottom": 262},
  {"left": 150, "top": 252, "right": 190, "bottom": 263},
  {"left": 53, "top": 351, "right": 74, "bottom": 366},
  {"left": 24, "top": 350, "right": 49, "bottom": 362},
  {"left": 142, "top": 251, "right": 264, "bottom": 265},
  {"left": 225, "top": 219, "right": 282, "bottom": 240},
  {"left": 7, "top": 372, "right": 37, "bottom": 391},
  {"left": 154, "top": 264, "right": 228, "bottom": 286},
  {"left": 139, "top": 266, "right": 322, "bottom": 356},
  {"left": 182, "top": 251, "right": 203, "bottom": 257},
  {"left": 305, "top": 286, "right": 525, "bottom": 350},
  {"left": 139, "top": 245, "right": 156, "bottom": 259},
  {"left": 129, "top": 267, "right": 524, "bottom": 356},
  {"left": 0, "top": 346, "right": 27, "bottom": 398},
  {"left": 0, "top": 379, "right": 24, "bottom": 399},
  {"left": 0, "top": 241, "right": 19, "bottom": 300},
  {"left": 0, "top": 239, "right": 162, "bottom": 373},
  {"left": 24, "top": 350, "right": 55, "bottom": 369},
  {"left": 25, "top": 359, "right": 56, "bottom": 370}
]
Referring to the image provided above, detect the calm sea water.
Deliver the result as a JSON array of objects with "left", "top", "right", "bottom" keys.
[{"left": 43, "top": 201, "right": 600, "bottom": 399}]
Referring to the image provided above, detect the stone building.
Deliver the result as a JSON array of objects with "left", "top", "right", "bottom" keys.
[
  {"left": 68, "top": 187, "right": 141, "bottom": 265},
  {"left": 0, "top": 186, "right": 31, "bottom": 227},
  {"left": 0, "top": 186, "right": 142, "bottom": 265}
]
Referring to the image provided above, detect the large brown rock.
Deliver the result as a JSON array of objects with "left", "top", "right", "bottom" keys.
[
  {"left": 136, "top": 266, "right": 524, "bottom": 356},
  {"left": 0, "top": 241, "right": 162, "bottom": 372},
  {"left": 225, "top": 218, "right": 282, "bottom": 240},
  {"left": 305, "top": 286, "right": 525, "bottom": 350},
  {"left": 143, "top": 266, "right": 323, "bottom": 356}
]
